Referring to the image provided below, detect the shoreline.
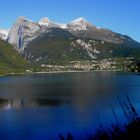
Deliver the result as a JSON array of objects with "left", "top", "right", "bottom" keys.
[
  {"left": 0, "top": 69, "right": 130, "bottom": 77},
  {"left": 0, "top": 70, "right": 90, "bottom": 77}
]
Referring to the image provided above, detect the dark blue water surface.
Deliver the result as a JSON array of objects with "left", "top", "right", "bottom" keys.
[{"left": 0, "top": 71, "right": 140, "bottom": 140}]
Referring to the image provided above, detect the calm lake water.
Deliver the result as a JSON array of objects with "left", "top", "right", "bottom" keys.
[{"left": 0, "top": 71, "right": 140, "bottom": 140}]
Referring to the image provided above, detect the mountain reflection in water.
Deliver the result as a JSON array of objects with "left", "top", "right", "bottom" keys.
[{"left": 0, "top": 98, "right": 67, "bottom": 109}]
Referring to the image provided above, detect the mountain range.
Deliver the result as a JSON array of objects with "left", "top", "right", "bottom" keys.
[
  {"left": 6, "top": 16, "right": 140, "bottom": 50},
  {"left": 0, "top": 16, "right": 140, "bottom": 73}
]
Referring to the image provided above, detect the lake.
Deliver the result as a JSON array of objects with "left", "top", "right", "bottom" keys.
[{"left": 0, "top": 71, "right": 140, "bottom": 140}]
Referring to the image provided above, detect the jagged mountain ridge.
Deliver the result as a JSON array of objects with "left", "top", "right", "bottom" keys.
[
  {"left": 7, "top": 16, "right": 140, "bottom": 53},
  {"left": 7, "top": 16, "right": 92, "bottom": 51}
]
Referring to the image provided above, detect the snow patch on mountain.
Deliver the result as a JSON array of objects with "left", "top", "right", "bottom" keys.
[
  {"left": 38, "top": 17, "right": 60, "bottom": 28},
  {"left": 59, "top": 24, "right": 67, "bottom": 29},
  {"left": 38, "top": 17, "right": 92, "bottom": 31},
  {"left": 67, "top": 17, "right": 90, "bottom": 31},
  {"left": 71, "top": 17, "right": 88, "bottom": 24},
  {"left": 38, "top": 17, "right": 50, "bottom": 26}
]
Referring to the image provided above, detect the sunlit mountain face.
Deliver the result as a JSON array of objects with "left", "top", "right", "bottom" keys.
[{"left": 0, "top": 16, "right": 140, "bottom": 73}]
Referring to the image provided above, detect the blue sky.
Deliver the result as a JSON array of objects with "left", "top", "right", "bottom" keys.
[{"left": 0, "top": 0, "right": 140, "bottom": 42}]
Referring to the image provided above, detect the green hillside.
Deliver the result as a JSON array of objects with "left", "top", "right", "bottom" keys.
[
  {"left": 24, "top": 28, "right": 140, "bottom": 66},
  {"left": 0, "top": 39, "right": 29, "bottom": 75}
]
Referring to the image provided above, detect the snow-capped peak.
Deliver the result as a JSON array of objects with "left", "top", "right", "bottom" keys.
[
  {"left": 0, "top": 29, "right": 9, "bottom": 40},
  {"left": 68, "top": 17, "right": 90, "bottom": 31},
  {"left": 60, "top": 24, "right": 67, "bottom": 29},
  {"left": 71, "top": 17, "right": 88, "bottom": 24},
  {"left": 38, "top": 17, "right": 91, "bottom": 30},
  {"left": 38, "top": 17, "right": 51, "bottom": 26},
  {"left": 38, "top": 17, "right": 64, "bottom": 28}
]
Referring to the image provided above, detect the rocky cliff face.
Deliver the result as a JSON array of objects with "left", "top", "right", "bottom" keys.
[
  {"left": 7, "top": 16, "right": 66, "bottom": 52},
  {"left": 7, "top": 16, "right": 41, "bottom": 52}
]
